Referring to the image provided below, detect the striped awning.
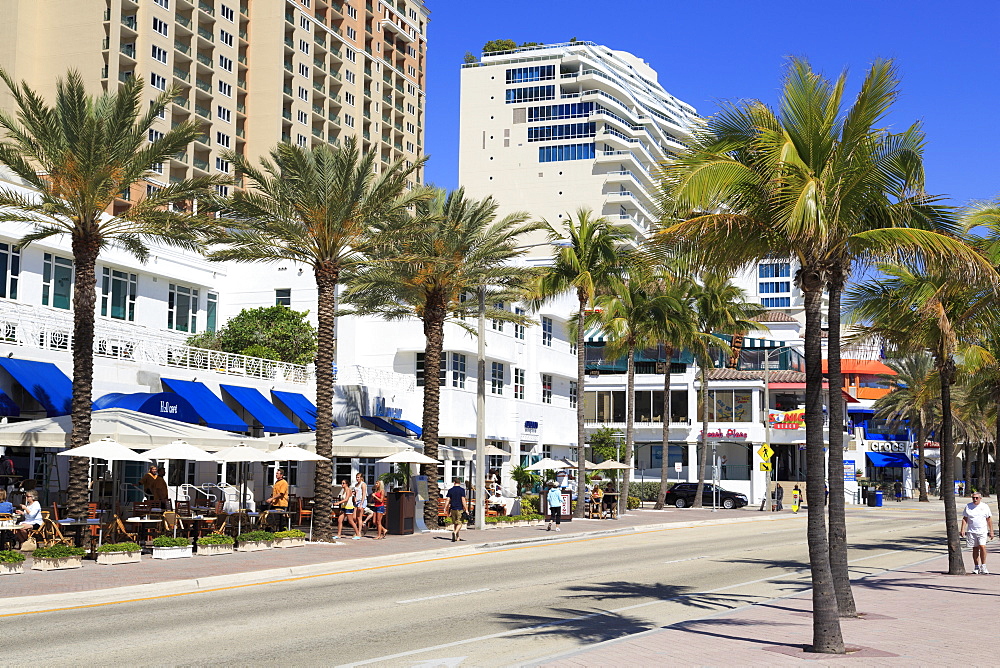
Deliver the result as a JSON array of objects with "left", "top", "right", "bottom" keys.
[
  {"left": 585, "top": 327, "right": 606, "bottom": 343},
  {"left": 714, "top": 333, "right": 788, "bottom": 348}
]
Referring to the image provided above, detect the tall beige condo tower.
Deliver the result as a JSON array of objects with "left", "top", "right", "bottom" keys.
[
  {"left": 0, "top": 0, "right": 429, "bottom": 204},
  {"left": 459, "top": 41, "right": 700, "bottom": 249}
]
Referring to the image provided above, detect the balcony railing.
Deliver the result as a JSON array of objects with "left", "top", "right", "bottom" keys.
[{"left": 0, "top": 301, "right": 313, "bottom": 384}]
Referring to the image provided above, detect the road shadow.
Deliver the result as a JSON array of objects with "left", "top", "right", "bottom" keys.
[
  {"left": 560, "top": 580, "right": 760, "bottom": 613},
  {"left": 494, "top": 608, "right": 655, "bottom": 643},
  {"left": 669, "top": 617, "right": 803, "bottom": 648}
]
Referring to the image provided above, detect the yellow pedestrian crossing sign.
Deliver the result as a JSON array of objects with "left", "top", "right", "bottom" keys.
[
  {"left": 760, "top": 462, "right": 773, "bottom": 472},
  {"left": 757, "top": 445, "right": 775, "bottom": 461}
]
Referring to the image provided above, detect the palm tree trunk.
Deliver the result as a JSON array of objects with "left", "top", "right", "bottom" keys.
[
  {"left": 802, "top": 273, "right": 844, "bottom": 653},
  {"left": 994, "top": 404, "right": 1000, "bottom": 496},
  {"left": 66, "top": 235, "right": 99, "bottom": 520},
  {"left": 655, "top": 344, "right": 673, "bottom": 509},
  {"left": 575, "top": 291, "right": 587, "bottom": 518},
  {"left": 420, "top": 292, "right": 447, "bottom": 526},
  {"left": 311, "top": 263, "right": 337, "bottom": 542},
  {"left": 620, "top": 346, "right": 636, "bottom": 515},
  {"left": 693, "top": 363, "right": 709, "bottom": 509},
  {"left": 915, "top": 421, "right": 929, "bottom": 502},
  {"left": 826, "top": 274, "right": 856, "bottom": 617},
  {"left": 939, "top": 358, "right": 963, "bottom": 574},
  {"left": 962, "top": 440, "right": 970, "bottom": 495}
]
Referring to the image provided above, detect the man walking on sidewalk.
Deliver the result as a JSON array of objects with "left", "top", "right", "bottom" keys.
[
  {"left": 546, "top": 482, "right": 563, "bottom": 532},
  {"left": 960, "top": 492, "right": 994, "bottom": 574},
  {"left": 447, "top": 478, "right": 468, "bottom": 543}
]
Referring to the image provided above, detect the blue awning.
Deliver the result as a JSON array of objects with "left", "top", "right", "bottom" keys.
[
  {"left": 221, "top": 384, "right": 298, "bottom": 434},
  {"left": 271, "top": 390, "right": 317, "bottom": 430},
  {"left": 361, "top": 416, "right": 410, "bottom": 437},
  {"left": 0, "top": 358, "right": 72, "bottom": 417},
  {"left": 161, "top": 378, "right": 249, "bottom": 433},
  {"left": 93, "top": 392, "right": 200, "bottom": 423},
  {"left": 0, "top": 388, "right": 19, "bottom": 417},
  {"left": 866, "top": 452, "right": 912, "bottom": 468},
  {"left": 391, "top": 419, "right": 422, "bottom": 438}
]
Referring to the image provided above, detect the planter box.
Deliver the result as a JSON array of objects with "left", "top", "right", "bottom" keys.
[
  {"left": 513, "top": 521, "right": 528, "bottom": 527},
  {"left": 236, "top": 540, "right": 273, "bottom": 552},
  {"left": 196, "top": 544, "right": 234, "bottom": 557},
  {"left": 32, "top": 555, "right": 84, "bottom": 571},
  {"left": 96, "top": 550, "right": 141, "bottom": 566},
  {"left": 0, "top": 562, "right": 24, "bottom": 575},
  {"left": 274, "top": 537, "right": 305, "bottom": 549},
  {"left": 152, "top": 545, "right": 193, "bottom": 560}
]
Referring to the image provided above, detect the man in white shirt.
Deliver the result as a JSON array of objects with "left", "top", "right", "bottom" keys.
[{"left": 960, "top": 493, "right": 994, "bottom": 574}]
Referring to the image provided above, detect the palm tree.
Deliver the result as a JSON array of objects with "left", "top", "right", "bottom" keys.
[
  {"left": 210, "top": 139, "right": 427, "bottom": 542},
  {"left": 536, "top": 209, "right": 631, "bottom": 517},
  {"left": 340, "top": 188, "right": 541, "bottom": 526},
  {"left": 656, "top": 57, "right": 987, "bottom": 635},
  {"left": 0, "top": 70, "right": 222, "bottom": 518},
  {"left": 873, "top": 354, "right": 937, "bottom": 502},
  {"left": 846, "top": 263, "right": 1000, "bottom": 575},
  {"left": 587, "top": 274, "right": 686, "bottom": 515},
  {"left": 688, "top": 274, "right": 764, "bottom": 509}
]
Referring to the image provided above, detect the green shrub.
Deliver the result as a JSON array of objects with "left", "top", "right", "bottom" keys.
[
  {"left": 152, "top": 536, "right": 190, "bottom": 548},
  {"left": 274, "top": 529, "right": 306, "bottom": 539},
  {"left": 237, "top": 530, "right": 275, "bottom": 543},
  {"left": 485, "top": 516, "right": 500, "bottom": 524},
  {"left": 96, "top": 541, "right": 141, "bottom": 553},
  {"left": 34, "top": 545, "right": 86, "bottom": 559},
  {"left": 197, "top": 534, "right": 235, "bottom": 546},
  {"left": 520, "top": 494, "right": 539, "bottom": 514},
  {"left": 629, "top": 482, "right": 661, "bottom": 501},
  {"left": 626, "top": 496, "right": 642, "bottom": 510},
  {"left": 0, "top": 549, "right": 26, "bottom": 564}
]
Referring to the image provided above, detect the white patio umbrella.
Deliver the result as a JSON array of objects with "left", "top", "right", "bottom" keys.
[
  {"left": 377, "top": 449, "right": 439, "bottom": 465},
  {"left": 213, "top": 443, "right": 272, "bottom": 521},
  {"left": 594, "top": 460, "right": 632, "bottom": 470},
  {"left": 525, "top": 457, "right": 574, "bottom": 471},
  {"left": 142, "top": 439, "right": 218, "bottom": 462},
  {"left": 484, "top": 444, "right": 509, "bottom": 457},
  {"left": 58, "top": 438, "right": 150, "bottom": 518}
]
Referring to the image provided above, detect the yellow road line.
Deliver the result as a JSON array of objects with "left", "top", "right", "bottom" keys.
[{"left": 0, "top": 514, "right": 826, "bottom": 619}]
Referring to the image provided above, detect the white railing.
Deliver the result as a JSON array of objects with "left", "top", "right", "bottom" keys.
[
  {"left": 0, "top": 299, "right": 313, "bottom": 384},
  {"left": 337, "top": 364, "right": 415, "bottom": 393}
]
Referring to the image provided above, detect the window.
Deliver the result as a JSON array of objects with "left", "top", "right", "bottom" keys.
[
  {"left": 150, "top": 73, "right": 167, "bottom": 90},
  {"left": 298, "top": 86, "right": 308, "bottom": 101},
  {"left": 219, "top": 55, "right": 233, "bottom": 72},
  {"left": 151, "top": 45, "right": 168, "bottom": 63},
  {"left": 407, "top": 103, "right": 415, "bottom": 114},
  {"left": 451, "top": 353, "right": 466, "bottom": 388},
  {"left": 528, "top": 102, "right": 594, "bottom": 122},
  {"left": 406, "top": 122, "right": 415, "bottom": 133},
  {"left": 514, "top": 308, "right": 525, "bottom": 340},
  {"left": 145, "top": 184, "right": 161, "bottom": 197},
  {"left": 505, "top": 65, "right": 555, "bottom": 84},
  {"left": 275, "top": 288, "right": 291, "bottom": 306},
  {"left": 491, "top": 301, "right": 504, "bottom": 331},
  {"left": 154, "top": 0, "right": 169, "bottom": 7},
  {"left": 300, "top": 16, "right": 311, "bottom": 30},
  {"left": 541, "top": 374, "right": 552, "bottom": 404},
  {"left": 345, "top": 70, "right": 356, "bottom": 84},
  {"left": 527, "top": 122, "right": 596, "bottom": 142},
  {"left": 407, "top": 66, "right": 416, "bottom": 78},
  {"left": 296, "top": 133, "right": 307, "bottom": 147},
  {"left": 220, "top": 30, "right": 234, "bottom": 47},
  {"left": 700, "top": 390, "right": 753, "bottom": 422},
  {"left": 542, "top": 317, "right": 553, "bottom": 346},
  {"left": 759, "top": 262, "right": 791, "bottom": 278},
  {"left": 215, "top": 157, "right": 230, "bottom": 173},
  {"left": 42, "top": 253, "right": 73, "bottom": 309},
  {"left": 297, "top": 110, "right": 308, "bottom": 124},
  {"left": 299, "top": 40, "right": 310, "bottom": 54},
  {"left": 215, "top": 184, "right": 229, "bottom": 197},
  {"left": 0, "top": 243, "right": 20, "bottom": 299},
  {"left": 346, "top": 26, "right": 356, "bottom": 40},
  {"left": 405, "top": 141, "right": 414, "bottom": 153},
  {"left": 152, "top": 17, "right": 169, "bottom": 36},
  {"left": 505, "top": 85, "right": 555, "bottom": 104},
  {"left": 758, "top": 281, "right": 790, "bottom": 294},
  {"left": 264, "top": 460, "right": 298, "bottom": 486},
  {"left": 217, "top": 105, "right": 232, "bottom": 122},
  {"left": 150, "top": 162, "right": 164, "bottom": 174},
  {"left": 514, "top": 368, "right": 525, "bottom": 400},
  {"left": 221, "top": 4, "right": 234, "bottom": 21},
  {"left": 216, "top": 132, "right": 231, "bottom": 148},
  {"left": 151, "top": 99, "right": 166, "bottom": 119},
  {"left": 347, "top": 4, "right": 358, "bottom": 18},
  {"left": 206, "top": 292, "right": 218, "bottom": 332},
  {"left": 218, "top": 81, "right": 232, "bottom": 97},
  {"left": 298, "top": 63, "right": 309, "bottom": 77},
  {"left": 100, "top": 268, "right": 137, "bottom": 321},
  {"left": 168, "top": 284, "right": 199, "bottom": 332},
  {"left": 344, "top": 113, "right": 355, "bottom": 127},
  {"left": 491, "top": 362, "right": 504, "bottom": 395},
  {"left": 761, "top": 297, "right": 791, "bottom": 308},
  {"left": 415, "top": 352, "right": 446, "bottom": 387},
  {"left": 570, "top": 339, "right": 577, "bottom": 355},
  {"left": 346, "top": 48, "right": 357, "bottom": 63},
  {"left": 344, "top": 92, "right": 355, "bottom": 106},
  {"left": 538, "top": 143, "right": 596, "bottom": 163},
  {"left": 570, "top": 381, "right": 578, "bottom": 408}
]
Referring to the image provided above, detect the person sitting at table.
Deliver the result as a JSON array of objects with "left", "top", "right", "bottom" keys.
[
  {"left": 0, "top": 488, "right": 13, "bottom": 515},
  {"left": 590, "top": 484, "right": 605, "bottom": 515},
  {"left": 139, "top": 465, "right": 169, "bottom": 504},
  {"left": 264, "top": 469, "right": 289, "bottom": 511},
  {"left": 603, "top": 483, "right": 617, "bottom": 517},
  {"left": 13, "top": 491, "right": 42, "bottom": 547}
]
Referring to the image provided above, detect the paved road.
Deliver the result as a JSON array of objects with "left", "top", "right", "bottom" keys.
[{"left": 1, "top": 506, "right": 947, "bottom": 667}]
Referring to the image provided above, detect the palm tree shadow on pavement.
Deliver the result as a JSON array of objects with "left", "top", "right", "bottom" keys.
[
  {"left": 493, "top": 608, "right": 655, "bottom": 644},
  {"left": 560, "top": 581, "right": 760, "bottom": 613}
]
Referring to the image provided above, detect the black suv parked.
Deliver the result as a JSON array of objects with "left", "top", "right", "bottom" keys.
[{"left": 664, "top": 483, "right": 748, "bottom": 509}]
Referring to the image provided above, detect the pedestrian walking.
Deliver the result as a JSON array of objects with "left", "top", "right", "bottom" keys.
[
  {"left": 372, "top": 480, "right": 388, "bottom": 539},
  {"left": 893, "top": 480, "right": 903, "bottom": 502},
  {"left": 791, "top": 485, "right": 801, "bottom": 514},
  {"left": 774, "top": 484, "right": 784, "bottom": 511},
  {"left": 351, "top": 472, "right": 367, "bottom": 540},
  {"left": 263, "top": 469, "right": 289, "bottom": 511},
  {"left": 546, "top": 482, "right": 563, "bottom": 531},
  {"left": 824, "top": 482, "right": 829, "bottom": 506},
  {"left": 446, "top": 478, "right": 468, "bottom": 542},
  {"left": 960, "top": 492, "right": 994, "bottom": 574},
  {"left": 334, "top": 479, "right": 357, "bottom": 539}
]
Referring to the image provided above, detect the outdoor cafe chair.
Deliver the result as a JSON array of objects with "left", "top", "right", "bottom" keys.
[
  {"left": 296, "top": 497, "right": 313, "bottom": 527},
  {"left": 30, "top": 517, "right": 75, "bottom": 548},
  {"left": 174, "top": 500, "right": 192, "bottom": 517},
  {"left": 132, "top": 501, "right": 155, "bottom": 517}
]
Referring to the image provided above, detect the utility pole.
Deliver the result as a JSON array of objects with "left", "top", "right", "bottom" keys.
[{"left": 474, "top": 285, "right": 486, "bottom": 531}]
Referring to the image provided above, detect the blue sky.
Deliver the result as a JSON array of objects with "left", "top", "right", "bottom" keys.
[{"left": 422, "top": 0, "right": 999, "bottom": 209}]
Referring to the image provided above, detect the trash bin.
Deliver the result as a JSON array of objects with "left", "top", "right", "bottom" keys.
[
  {"left": 387, "top": 490, "right": 415, "bottom": 535},
  {"left": 874, "top": 490, "right": 883, "bottom": 507},
  {"left": 866, "top": 491, "right": 878, "bottom": 507}
]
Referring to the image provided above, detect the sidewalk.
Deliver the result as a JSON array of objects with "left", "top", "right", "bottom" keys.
[
  {"left": 1, "top": 505, "right": 798, "bottom": 605},
  {"left": 538, "top": 550, "right": 998, "bottom": 667}
]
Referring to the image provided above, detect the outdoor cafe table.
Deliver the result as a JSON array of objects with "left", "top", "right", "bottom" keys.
[
  {"left": 125, "top": 517, "right": 162, "bottom": 544},
  {"left": 602, "top": 493, "right": 620, "bottom": 518},
  {"left": 0, "top": 522, "right": 18, "bottom": 549},
  {"left": 57, "top": 519, "right": 101, "bottom": 548}
]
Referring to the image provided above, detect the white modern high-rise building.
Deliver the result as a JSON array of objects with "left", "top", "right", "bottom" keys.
[{"left": 459, "top": 41, "right": 700, "bottom": 247}]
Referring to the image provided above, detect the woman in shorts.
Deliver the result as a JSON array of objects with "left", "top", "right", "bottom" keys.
[
  {"left": 351, "top": 473, "right": 368, "bottom": 540},
  {"left": 372, "top": 480, "right": 388, "bottom": 539},
  {"left": 335, "top": 479, "right": 356, "bottom": 539}
]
